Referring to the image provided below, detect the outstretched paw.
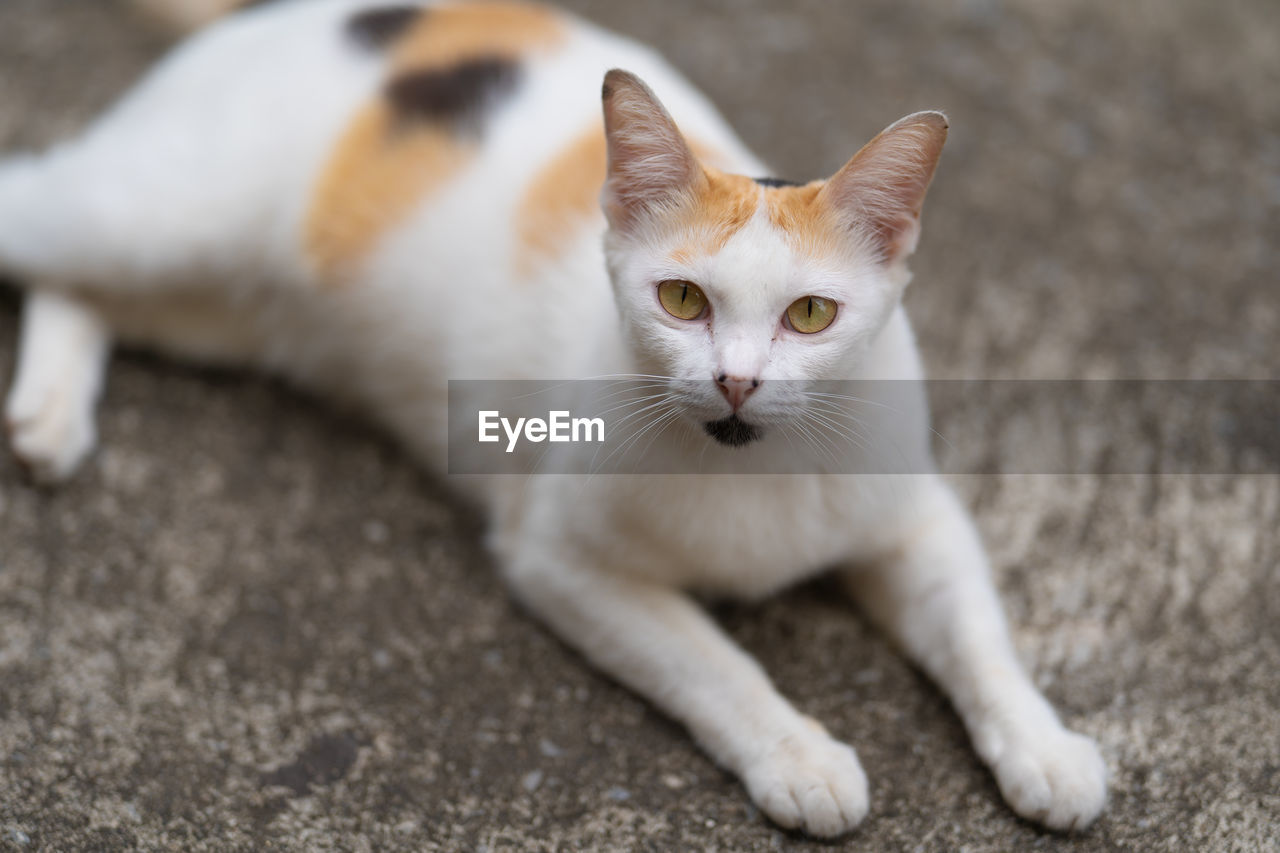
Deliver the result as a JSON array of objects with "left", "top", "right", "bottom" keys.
[
  {"left": 988, "top": 725, "right": 1107, "bottom": 831},
  {"left": 743, "top": 725, "right": 869, "bottom": 838}
]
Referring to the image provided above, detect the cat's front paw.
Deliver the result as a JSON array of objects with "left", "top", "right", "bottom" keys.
[
  {"left": 987, "top": 725, "right": 1107, "bottom": 831},
  {"left": 742, "top": 726, "right": 869, "bottom": 837},
  {"left": 5, "top": 382, "right": 97, "bottom": 484}
]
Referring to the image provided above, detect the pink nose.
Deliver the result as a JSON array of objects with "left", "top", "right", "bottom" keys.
[{"left": 715, "top": 373, "right": 760, "bottom": 411}]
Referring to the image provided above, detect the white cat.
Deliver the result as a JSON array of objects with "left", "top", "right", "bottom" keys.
[{"left": 0, "top": 0, "right": 1106, "bottom": 836}]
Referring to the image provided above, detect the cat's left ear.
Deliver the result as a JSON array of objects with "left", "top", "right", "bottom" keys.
[
  {"left": 819, "top": 111, "right": 948, "bottom": 264},
  {"left": 600, "top": 69, "right": 705, "bottom": 230}
]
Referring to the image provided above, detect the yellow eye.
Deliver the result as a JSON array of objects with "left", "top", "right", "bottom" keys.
[
  {"left": 786, "top": 295, "right": 837, "bottom": 334},
  {"left": 657, "top": 279, "right": 708, "bottom": 321}
]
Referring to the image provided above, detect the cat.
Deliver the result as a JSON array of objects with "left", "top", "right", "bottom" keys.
[{"left": 0, "top": 0, "right": 1107, "bottom": 836}]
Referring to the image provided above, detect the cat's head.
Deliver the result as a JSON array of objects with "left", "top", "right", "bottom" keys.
[{"left": 599, "top": 70, "right": 946, "bottom": 447}]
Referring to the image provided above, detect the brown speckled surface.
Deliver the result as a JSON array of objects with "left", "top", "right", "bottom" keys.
[{"left": 1, "top": 0, "right": 1278, "bottom": 850}]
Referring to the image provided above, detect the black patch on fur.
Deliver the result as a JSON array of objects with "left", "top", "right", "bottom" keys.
[
  {"left": 704, "top": 415, "right": 763, "bottom": 447},
  {"left": 385, "top": 58, "right": 521, "bottom": 134},
  {"left": 346, "top": 6, "right": 422, "bottom": 50},
  {"left": 753, "top": 177, "right": 804, "bottom": 189}
]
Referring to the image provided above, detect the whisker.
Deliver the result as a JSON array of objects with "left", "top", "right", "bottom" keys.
[
  {"left": 786, "top": 419, "right": 840, "bottom": 470},
  {"left": 804, "top": 404, "right": 874, "bottom": 456},
  {"left": 803, "top": 390, "right": 896, "bottom": 412},
  {"left": 588, "top": 396, "right": 680, "bottom": 472},
  {"left": 596, "top": 404, "right": 679, "bottom": 474},
  {"left": 805, "top": 398, "right": 918, "bottom": 473},
  {"left": 632, "top": 408, "right": 685, "bottom": 469}
]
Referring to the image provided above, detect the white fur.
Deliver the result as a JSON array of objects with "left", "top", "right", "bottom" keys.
[
  {"left": 5, "top": 290, "right": 110, "bottom": 482},
  {"left": 0, "top": 0, "right": 1105, "bottom": 836}
]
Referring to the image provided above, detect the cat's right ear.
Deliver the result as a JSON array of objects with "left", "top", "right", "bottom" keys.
[
  {"left": 600, "top": 69, "right": 704, "bottom": 230},
  {"left": 818, "top": 111, "right": 948, "bottom": 265}
]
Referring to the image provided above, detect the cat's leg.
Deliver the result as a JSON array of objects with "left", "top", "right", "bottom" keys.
[
  {"left": 0, "top": 2, "right": 365, "bottom": 476},
  {"left": 5, "top": 289, "right": 111, "bottom": 483},
  {"left": 504, "top": 548, "right": 869, "bottom": 838},
  {"left": 841, "top": 477, "right": 1107, "bottom": 831},
  {"left": 0, "top": 141, "right": 277, "bottom": 479}
]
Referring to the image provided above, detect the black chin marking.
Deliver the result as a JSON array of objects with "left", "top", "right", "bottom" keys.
[{"left": 703, "top": 415, "right": 763, "bottom": 447}]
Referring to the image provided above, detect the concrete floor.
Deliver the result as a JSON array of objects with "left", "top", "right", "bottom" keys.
[{"left": 1, "top": 0, "right": 1278, "bottom": 849}]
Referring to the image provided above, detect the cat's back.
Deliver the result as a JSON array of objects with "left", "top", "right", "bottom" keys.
[
  {"left": 186, "top": 0, "right": 755, "bottom": 286},
  {"left": 82, "top": 0, "right": 758, "bottom": 293},
  {"left": 262, "top": 2, "right": 765, "bottom": 392}
]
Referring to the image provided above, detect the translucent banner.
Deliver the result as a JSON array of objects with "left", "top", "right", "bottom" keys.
[{"left": 445, "top": 380, "right": 1280, "bottom": 475}]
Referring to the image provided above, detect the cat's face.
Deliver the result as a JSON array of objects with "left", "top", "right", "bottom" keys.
[{"left": 600, "top": 70, "right": 947, "bottom": 446}]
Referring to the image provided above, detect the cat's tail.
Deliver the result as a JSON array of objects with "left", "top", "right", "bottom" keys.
[{"left": 128, "top": 0, "right": 258, "bottom": 35}]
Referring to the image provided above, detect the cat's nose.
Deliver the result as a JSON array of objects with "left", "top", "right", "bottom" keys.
[{"left": 714, "top": 373, "right": 761, "bottom": 411}]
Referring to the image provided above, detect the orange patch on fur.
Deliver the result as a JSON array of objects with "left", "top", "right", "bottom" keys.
[
  {"left": 515, "top": 126, "right": 758, "bottom": 275},
  {"left": 516, "top": 125, "right": 607, "bottom": 276},
  {"left": 390, "top": 1, "right": 565, "bottom": 71},
  {"left": 667, "top": 245, "right": 697, "bottom": 266},
  {"left": 305, "top": 102, "right": 472, "bottom": 279},
  {"left": 763, "top": 181, "right": 843, "bottom": 256},
  {"left": 304, "top": 2, "right": 568, "bottom": 279},
  {"left": 697, "top": 167, "right": 760, "bottom": 245},
  {"left": 662, "top": 166, "right": 760, "bottom": 263},
  {"left": 515, "top": 131, "right": 761, "bottom": 277},
  {"left": 666, "top": 173, "right": 844, "bottom": 265}
]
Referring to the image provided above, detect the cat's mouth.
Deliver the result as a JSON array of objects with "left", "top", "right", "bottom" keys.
[{"left": 703, "top": 414, "right": 763, "bottom": 447}]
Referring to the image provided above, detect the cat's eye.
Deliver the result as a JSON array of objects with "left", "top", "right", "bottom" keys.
[
  {"left": 657, "top": 279, "right": 708, "bottom": 321},
  {"left": 785, "top": 295, "right": 838, "bottom": 334}
]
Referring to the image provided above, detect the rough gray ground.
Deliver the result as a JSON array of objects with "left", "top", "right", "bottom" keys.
[{"left": 1, "top": 0, "right": 1278, "bottom": 850}]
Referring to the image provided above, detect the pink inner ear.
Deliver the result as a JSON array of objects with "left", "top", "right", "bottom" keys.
[
  {"left": 819, "top": 112, "right": 948, "bottom": 264},
  {"left": 870, "top": 177, "right": 927, "bottom": 260},
  {"left": 600, "top": 70, "right": 703, "bottom": 228}
]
